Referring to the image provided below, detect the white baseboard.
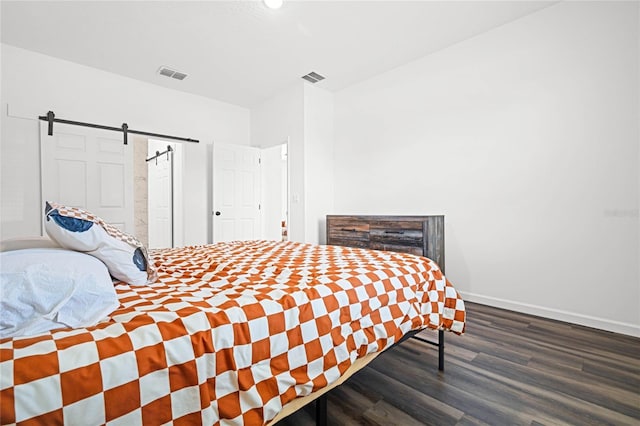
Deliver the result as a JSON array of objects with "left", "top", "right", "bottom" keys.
[{"left": 459, "top": 291, "right": 640, "bottom": 338}]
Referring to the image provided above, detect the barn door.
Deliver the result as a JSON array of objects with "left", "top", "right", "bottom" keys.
[
  {"left": 147, "top": 140, "right": 174, "bottom": 248},
  {"left": 212, "top": 142, "right": 261, "bottom": 242},
  {"left": 40, "top": 122, "right": 134, "bottom": 233}
]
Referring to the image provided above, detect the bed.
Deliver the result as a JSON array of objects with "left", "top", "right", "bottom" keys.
[{"left": 0, "top": 207, "right": 465, "bottom": 425}]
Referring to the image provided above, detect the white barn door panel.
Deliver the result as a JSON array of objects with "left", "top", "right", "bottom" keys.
[
  {"left": 212, "top": 142, "right": 261, "bottom": 242},
  {"left": 40, "top": 122, "right": 134, "bottom": 233},
  {"left": 148, "top": 141, "right": 174, "bottom": 249}
]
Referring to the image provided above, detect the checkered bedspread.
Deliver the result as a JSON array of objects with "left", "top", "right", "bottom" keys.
[{"left": 0, "top": 240, "right": 465, "bottom": 425}]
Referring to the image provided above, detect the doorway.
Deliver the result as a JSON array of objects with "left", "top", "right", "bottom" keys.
[
  {"left": 147, "top": 139, "right": 183, "bottom": 249},
  {"left": 211, "top": 142, "right": 261, "bottom": 242},
  {"left": 211, "top": 142, "right": 289, "bottom": 242},
  {"left": 261, "top": 143, "right": 288, "bottom": 241}
]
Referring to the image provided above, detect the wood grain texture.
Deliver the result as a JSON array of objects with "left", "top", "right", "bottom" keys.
[
  {"left": 326, "top": 215, "right": 445, "bottom": 271},
  {"left": 276, "top": 302, "right": 640, "bottom": 426}
]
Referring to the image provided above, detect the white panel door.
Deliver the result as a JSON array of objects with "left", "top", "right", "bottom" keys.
[
  {"left": 40, "top": 122, "right": 134, "bottom": 233},
  {"left": 148, "top": 141, "right": 174, "bottom": 248},
  {"left": 212, "top": 142, "right": 261, "bottom": 242},
  {"left": 261, "top": 144, "right": 288, "bottom": 241}
]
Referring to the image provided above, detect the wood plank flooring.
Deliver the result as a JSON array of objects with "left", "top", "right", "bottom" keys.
[{"left": 276, "top": 302, "right": 640, "bottom": 426}]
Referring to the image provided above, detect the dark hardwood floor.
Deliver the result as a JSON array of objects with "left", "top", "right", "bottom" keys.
[{"left": 277, "top": 302, "right": 640, "bottom": 426}]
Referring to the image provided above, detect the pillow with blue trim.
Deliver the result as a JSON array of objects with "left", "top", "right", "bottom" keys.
[{"left": 44, "top": 201, "right": 157, "bottom": 286}]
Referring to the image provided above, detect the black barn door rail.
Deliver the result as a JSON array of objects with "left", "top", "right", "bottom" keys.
[{"left": 39, "top": 111, "right": 199, "bottom": 145}]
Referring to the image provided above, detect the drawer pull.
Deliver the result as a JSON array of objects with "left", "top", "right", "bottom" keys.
[
  {"left": 384, "top": 230, "right": 405, "bottom": 234},
  {"left": 341, "top": 228, "right": 359, "bottom": 232}
]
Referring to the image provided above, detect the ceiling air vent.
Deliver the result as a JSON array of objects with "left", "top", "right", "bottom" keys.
[
  {"left": 157, "top": 66, "right": 188, "bottom": 81},
  {"left": 302, "top": 71, "right": 325, "bottom": 84},
  {"left": 172, "top": 72, "right": 188, "bottom": 81}
]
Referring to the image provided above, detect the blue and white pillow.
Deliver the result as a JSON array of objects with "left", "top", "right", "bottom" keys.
[{"left": 44, "top": 201, "right": 157, "bottom": 286}]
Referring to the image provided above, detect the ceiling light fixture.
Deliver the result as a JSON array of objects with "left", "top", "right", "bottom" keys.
[{"left": 263, "top": 0, "right": 283, "bottom": 10}]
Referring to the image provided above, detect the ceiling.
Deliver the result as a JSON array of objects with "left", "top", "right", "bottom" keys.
[{"left": 1, "top": 1, "right": 556, "bottom": 108}]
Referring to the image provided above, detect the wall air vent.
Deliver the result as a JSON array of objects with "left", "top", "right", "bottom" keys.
[
  {"left": 157, "top": 66, "right": 188, "bottom": 80},
  {"left": 301, "top": 71, "right": 325, "bottom": 84}
]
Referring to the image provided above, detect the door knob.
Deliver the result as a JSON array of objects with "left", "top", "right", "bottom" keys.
[{"left": 215, "top": 211, "right": 221, "bottom": 216}]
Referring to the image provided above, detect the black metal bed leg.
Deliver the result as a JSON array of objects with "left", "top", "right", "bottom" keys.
[
  {"left": 438, "top": 329, "right": 445, "bottom": 371},
  {"left": 315, "top": 393, "right": 327, "bottom": 426},
  {"left": 408, "top": 328, "right": 446, "bottom": 370}
]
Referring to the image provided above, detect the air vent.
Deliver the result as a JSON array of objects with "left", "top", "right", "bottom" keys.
[
  {"left": 159, "top": 67, "right": 174, "bottom": 77},
  {"left": 301, "top": 71, "right": 325, "bottom": 84},
  {"left": 157, "top": 66, "right": 188, "bottom": 81}
]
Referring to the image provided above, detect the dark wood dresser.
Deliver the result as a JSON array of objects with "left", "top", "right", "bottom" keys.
[{"left": 326, "top": 215, "right": 445, "bottom": 272}]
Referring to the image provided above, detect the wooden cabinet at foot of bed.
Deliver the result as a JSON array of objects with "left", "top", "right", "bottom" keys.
[{"left": 326, "top": 215, "right": 445, "bottom": 272}]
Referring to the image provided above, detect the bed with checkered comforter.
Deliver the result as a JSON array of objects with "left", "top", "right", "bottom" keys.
[{"left": 0, "top": 240, "right": 465, "bottom": 425}]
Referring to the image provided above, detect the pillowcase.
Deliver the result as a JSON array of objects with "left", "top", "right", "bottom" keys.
[
  {"left": 0, "top": 248, "right": 120, "bottom": 338},
  {"left": 44, "top": 201, "right": 157, "bottom": 286},
  {"left": 0, "top": 236, "right": 60, "bottom": 252}
]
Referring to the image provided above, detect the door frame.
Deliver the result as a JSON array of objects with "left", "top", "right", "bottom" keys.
[{"left": 260, "top": 141, "right": 289, "bottom": 241}]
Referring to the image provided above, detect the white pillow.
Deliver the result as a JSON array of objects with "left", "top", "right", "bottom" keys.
[
  {"left": 0, "top": 248, "right": 120, "bottom": 338},
  {"left": 0, "top": 236, "right": 60, "bottom": 252},
  {"left": 43, "top": 201, "right": 157, "bottom": 286}
]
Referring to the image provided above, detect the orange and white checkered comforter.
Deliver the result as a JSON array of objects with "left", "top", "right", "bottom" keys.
[{"left": 0, "top": 240, "right": 465, "bottom": 425}]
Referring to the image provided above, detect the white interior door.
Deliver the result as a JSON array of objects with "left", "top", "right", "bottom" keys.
[
  {"left": 212, "top": 142, "right": 261, "bottom": 242},
  {"left": 261, "top": 143, "right": 288, "bottom": 241},
  {"left": 40, "top": 122, "right": 133, "bottom": 233},
  {"left": 147, "top": 141, "right": 174, "bottom": 248}
]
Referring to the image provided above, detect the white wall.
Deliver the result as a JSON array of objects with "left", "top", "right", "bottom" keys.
[
  {"left": 333, "top": 1, "right": 639, "bottom": 335},
  {"left": 304, "top": 85, "right": 334, "bottom": 244},
  {"left": 0, "top": 44, "right": 250, "bottom": 245}
]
